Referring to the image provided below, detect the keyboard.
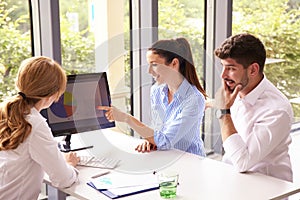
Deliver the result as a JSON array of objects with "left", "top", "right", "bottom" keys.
[{"left": 78, "top": 155, "right": 120, "bottom": 169}]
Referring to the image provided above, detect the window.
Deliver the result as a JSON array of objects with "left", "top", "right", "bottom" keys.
[
  {"left": 0, "top": 0, "right": 31, "bottom": 101},
  {"left": 158, "top": 0, "right": 207, "bottom": 144},
  {"left": 232, "top": 0, "right": 300, "bottom": 122},
  {"left": 158, "top": 0, "right": 205, "bottom": 88},
  {"left": 59, "top": 0, "right": 131, "bottom": 134}
]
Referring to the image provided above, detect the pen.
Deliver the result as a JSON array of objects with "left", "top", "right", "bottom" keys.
[
  {"left": 91, "top": 170, "right": 110, "bottom": 179},
  {"left": 70, "top": 145, "right": 94, "bottom": 152}
]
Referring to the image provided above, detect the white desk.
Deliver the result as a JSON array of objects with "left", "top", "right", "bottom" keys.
[{"left": 44, "top": 129, "right": 300, "bottom": 200}]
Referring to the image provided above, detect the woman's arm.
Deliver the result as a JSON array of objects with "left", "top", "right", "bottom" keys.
[
  {"left": 98, "top": 106, "right": 155, "bottom": 145},
  {"left": 125, "top": 114, "right": 155, "bottom": 144}
]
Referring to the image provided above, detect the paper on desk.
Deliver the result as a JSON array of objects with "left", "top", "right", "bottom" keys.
[
  {"left": 103, "top": 183, "right": 159, "bottom": 197},
  {"left": 90, "top": 172, "right": 158, "bottom": 190}
]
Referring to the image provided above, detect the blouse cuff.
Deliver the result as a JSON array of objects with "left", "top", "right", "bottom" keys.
[{"left": 153, "top": 130, "right": 170, "bottom": 150}]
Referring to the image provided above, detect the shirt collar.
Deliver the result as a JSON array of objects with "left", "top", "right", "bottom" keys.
[
  {"left": 176, "top": 78, "right": 190, "bottom": 98},
  {"left": 160, "top": 78, "right": 190, "bottom": 100},
  {"left": 240, "top": 76, "right": 267, "bottom": 105}
]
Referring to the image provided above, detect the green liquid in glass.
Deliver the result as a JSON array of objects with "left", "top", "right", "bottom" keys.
[{"left": 159, "top": 181, "right": 177, "bottom": 199}]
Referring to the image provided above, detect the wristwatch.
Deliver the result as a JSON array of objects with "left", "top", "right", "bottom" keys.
[{"left": 215, "top": 109, "right": 231, "bottom": 119}]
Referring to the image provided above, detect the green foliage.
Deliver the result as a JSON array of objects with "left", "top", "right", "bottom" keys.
[
  {"left": 0, "top": 0, "right": 31, "bottom": 100},
  {"left": 58, "top": 0, "right": 95, "bottom": 74},
  {"left": 232, "top": 0, "right": 300, "bottom": 119},
  {"left": 1, "top": 0, "right": 299, "bottom": 119},
  {"left": 60, "top": 15, "right": 95, "bottom": 74},
  {"left": 158, "top": 0, "right": 205, "bottom": 82},
  {"left": 0, "top": 0, "right": 95, "bottom": 101},
  {"left": 59, "top": 0, "right": 89, "bottom": 32}
]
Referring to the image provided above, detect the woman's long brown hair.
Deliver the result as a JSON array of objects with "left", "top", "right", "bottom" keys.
[{"left": 0, "top": 56, "right": 66, "bottom": 150}]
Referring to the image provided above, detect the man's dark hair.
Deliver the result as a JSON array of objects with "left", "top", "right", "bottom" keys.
[{"left": 214, "top": 33, "right": 266, "bottom": 73}]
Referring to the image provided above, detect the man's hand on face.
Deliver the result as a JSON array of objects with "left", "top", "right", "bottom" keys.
[{"left": 215, "top": 81, "right": 242, "bottom": 109}]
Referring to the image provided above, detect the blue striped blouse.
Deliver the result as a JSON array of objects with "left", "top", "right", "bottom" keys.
[{"left": 150, "top": 78, "right": 206, "bottom": 156}]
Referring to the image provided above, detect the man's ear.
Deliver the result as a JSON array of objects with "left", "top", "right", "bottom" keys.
[{"left": 248, "top": 63, "right": 260, "bottom": 76}]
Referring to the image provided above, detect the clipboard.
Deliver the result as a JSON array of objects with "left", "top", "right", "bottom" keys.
[{"left": 87, "top": 172, "right": 159, "bottom": 199}]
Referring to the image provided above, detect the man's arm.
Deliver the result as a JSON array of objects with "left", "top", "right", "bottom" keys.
[
  {"left": 215, "top": 81, "right": 242, "bottom": 142},
  {"left": 219, "top": 114, "right": 237, "bottom": 141}
]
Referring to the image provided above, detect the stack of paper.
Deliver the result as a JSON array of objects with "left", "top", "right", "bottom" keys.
[{"left": 87, "top": 172, "right": 159, "bottom": 199}]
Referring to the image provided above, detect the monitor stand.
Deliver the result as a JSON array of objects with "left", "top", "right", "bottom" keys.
[{"left": 58, "top": 134, "right": 93, "bottom": 152}]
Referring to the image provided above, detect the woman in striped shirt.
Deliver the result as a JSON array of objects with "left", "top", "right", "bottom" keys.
[{"left": 100, "top": 38, "right": 207, "bottom": 156}]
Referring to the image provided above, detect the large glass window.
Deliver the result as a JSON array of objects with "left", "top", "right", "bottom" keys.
[
  {"left": 0, "top": 0, "right": 31, "bottom": 101},
  {"left": 158, "top": 0, "right": 207, "bottom": 145},
  {"left": 59, "top": 0, "right": 131, "bottom": 133},
  {"left": 232, "top": 0, "right": 300, "bottom": 121},
  {"left": 158, "top": 0, "right": 205, "bottom": 85},
  {"left": 59, "top": 0, "right": 95, "bottom": 73}
]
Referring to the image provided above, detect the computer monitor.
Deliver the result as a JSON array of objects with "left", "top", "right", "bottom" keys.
[{"left": 41, "top": 72, "right": 115, "bottom": 152}]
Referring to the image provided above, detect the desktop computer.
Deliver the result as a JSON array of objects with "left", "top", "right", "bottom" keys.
[{"left": 41, "top": 72, "right": 115, "bottom": 152}]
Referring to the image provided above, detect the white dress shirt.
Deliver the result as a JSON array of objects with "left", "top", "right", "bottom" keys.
[
  {"left": 222, "top": 77, "right": 294, "bottom": 182},
  {"left": 0, "top": 107, "right": 78, "bottom": 200}
]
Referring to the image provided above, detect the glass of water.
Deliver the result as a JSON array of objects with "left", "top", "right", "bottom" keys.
[{"left": 158, "top": 170, "right": 179, "bottom": 199}]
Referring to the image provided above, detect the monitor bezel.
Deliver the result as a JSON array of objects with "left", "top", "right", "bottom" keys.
[{"left": 41, "top": 72, "right": 115, "bottom": 137}]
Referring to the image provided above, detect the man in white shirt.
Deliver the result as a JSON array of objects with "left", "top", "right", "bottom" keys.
[{"left": 214, "top": 33, "right": 293, "bottom": 182}]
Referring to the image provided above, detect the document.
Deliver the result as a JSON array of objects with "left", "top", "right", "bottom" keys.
[{"left": 87, "top": 172, "right": 159, "bottom": 199}]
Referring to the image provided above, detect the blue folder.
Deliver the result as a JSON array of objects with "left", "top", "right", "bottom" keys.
[
  {"left": 87, "top": 181, "right": 159, "bottom": 199},
  {"left": 86, "top": 172, "right": 159, "bottom": 199}
]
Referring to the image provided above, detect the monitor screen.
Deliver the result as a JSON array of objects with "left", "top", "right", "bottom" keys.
[{"left": 41, "top": 72, "right": 115, "bottom": 138}]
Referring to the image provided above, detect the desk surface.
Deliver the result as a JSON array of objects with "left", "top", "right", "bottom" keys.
[{"left": 45, "top": 129, "right": 300, "bottom": 200}]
